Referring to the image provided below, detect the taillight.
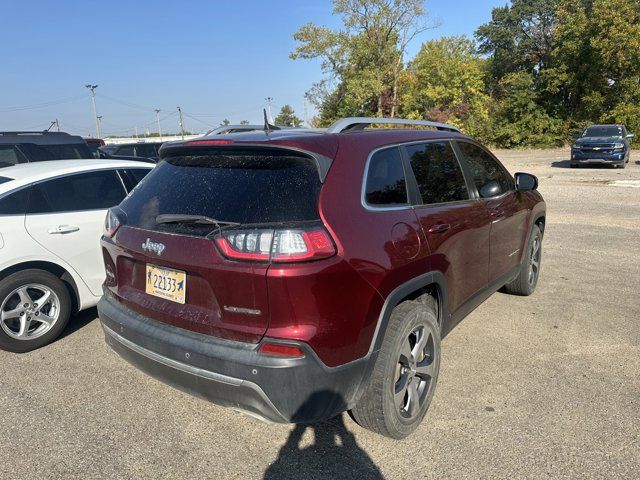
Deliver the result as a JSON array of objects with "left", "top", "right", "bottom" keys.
[
  {"left": 103, "top": 208, "right": 122, "bottom": 238},
  {"left": 213, "top": 226, "right": 336, "bottom": 263}
]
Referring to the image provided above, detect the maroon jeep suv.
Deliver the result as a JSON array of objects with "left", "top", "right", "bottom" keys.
[{"left": 98, "top": 118, "right": 545, "bottom": 439}]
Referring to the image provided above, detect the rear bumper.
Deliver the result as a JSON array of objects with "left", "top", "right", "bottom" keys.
[{"left": 98, "top": 294, "right": 373, "bottom": 423}]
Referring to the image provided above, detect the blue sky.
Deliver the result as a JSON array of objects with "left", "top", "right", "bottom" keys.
[{"left": 0, "top": 0, "right": 505, "bottom": 136}]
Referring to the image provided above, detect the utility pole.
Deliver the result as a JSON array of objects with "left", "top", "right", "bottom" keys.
[
  {"left": 265, "top": 97, "right": 273, "bottom": 123},
  {"left": 97, "top": 116, "right": 103, "bottom": 136},
  {"left": 135, "top": 126, "right": 139, "bottom": 139},
  {"left": 85, "top": 84, "right": 101, "bottom": 138},
  {"left": 154, "top": 109, "right": 162, "bottom": 141},
  {"left": 55, "top": 118, "right": 60, "bottom": 132},
  {"left": 177, "top": 106, "right": 185, "bottom": 140}
]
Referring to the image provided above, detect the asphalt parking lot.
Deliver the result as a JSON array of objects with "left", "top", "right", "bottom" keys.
[{"left": 1, "top": 150, "right": 639, "bottom": 480}]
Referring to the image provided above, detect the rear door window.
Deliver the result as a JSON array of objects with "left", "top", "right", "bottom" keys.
[
  {"left": 27, "top": 170, "right": 127, "bottom": 213},
  {"left": 364, "top": 147, "right": 408, "bottom": 207},
  {"left": 456, "top": 142, "right": 513, "bottom": 198},
  {"left": 0, "top": 188, "right": 29, "bottom": 214},
  {"left": 119, "top": 151, "right": 323, "bottom": 234},
  {"left": 405, "top": 142, "right": 469, "bottom": 205}
]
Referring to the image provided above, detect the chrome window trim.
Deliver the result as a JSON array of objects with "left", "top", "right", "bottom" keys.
[{"left": 361, "top": 139, "right": 473, "bottom": 212}]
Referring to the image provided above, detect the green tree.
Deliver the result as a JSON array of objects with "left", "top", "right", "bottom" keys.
[
  {"left": 553, "top": 0, "right": 640, "bottom": 131},
  {"left": 476, "top": 0, "right": 559, "bottom": 83},
  {"left": 274, "top": 105, "right": 304, "bottom": 127},
  {"left": 493, "top": 71, "right": 563, "bottom": 147},
  {"left": 239, "top": 120, "right": 250, "bottom": 125},
  {"left": 220, "top": 118, "right": 230, "bottom": 126},
  {"left": 291, "top": 0, "right": 431, "bottom": 123},
  {"left": 401, "top": 36, "right": 490, "bottom": 140}
]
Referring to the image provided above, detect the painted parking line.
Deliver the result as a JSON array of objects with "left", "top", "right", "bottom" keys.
[{"left": 610, "top": 180, "right": 640, "bottom": 188}]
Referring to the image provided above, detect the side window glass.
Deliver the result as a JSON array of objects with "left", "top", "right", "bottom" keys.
[
  {"left": 456, "top": 142, "right": 513, "bottom": 198},
  {"left": 0, "top": 145, "right": 28, "bottom": 167},
  {"left": 406, "top": 142, "right": 469, "bottom": 205},
  {"left": 116, "top": 146, "right": 134, "bottom": 156},
  {"left": 28, "top": 170, "right": 127, "bottom": 214},
  {"left": 135, "top": 145, "right": 156, "bottom": 157},
  {"left": 0, "top": 188, "right": 29, "bottom": 214},
  {"left": 118, "top": 168, "right": 150, "bottom": 191},
  {"left": 365, "top": 147, "right": 408, "bottom": 206}
]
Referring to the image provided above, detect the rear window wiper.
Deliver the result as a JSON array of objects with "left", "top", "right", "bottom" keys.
[{"left": 155, "top": 214, "right": 240, "bottom": 228}]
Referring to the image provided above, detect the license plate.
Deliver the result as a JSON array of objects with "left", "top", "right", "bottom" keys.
[{"left": 145, "top": 264, "right": 186, "bottom": 304}]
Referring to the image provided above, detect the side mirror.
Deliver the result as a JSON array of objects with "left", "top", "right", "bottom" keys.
[
  {"left": 515, "top": 172, "right": 538, "bottom": 191},
  {"left": 627, "top": 133, "right": 635, "bottom": 141},
  {"left": 479, "top": 180, "right": 502, "bottom": 198}
]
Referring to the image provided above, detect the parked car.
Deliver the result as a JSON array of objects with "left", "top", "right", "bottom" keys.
[
  {"left": 83, "top": 137, "right": 105, "bottom": 158},
  {"left": 98, "top": 117, "right": 546, "bottom": 439},
  {"left": 0, "top": 159, "right": 153, "bottom": 352},
  {"left": 571, "top": 124, "right": 634, "bottom": 168},
  {"left": 98, "top": 142, "right": 163, "bottom": 162},
  {"left": 0, "top": 131, "right": 93, "bottom": 167}
]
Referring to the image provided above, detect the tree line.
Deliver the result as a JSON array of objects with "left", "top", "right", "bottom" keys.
[{"left": 291, "top": 0, "right": 640, "bottom": 147}]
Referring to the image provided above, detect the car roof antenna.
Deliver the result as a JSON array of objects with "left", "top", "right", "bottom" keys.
[{"left": 263, "top": 109, "right": 281, "bottom": 135}]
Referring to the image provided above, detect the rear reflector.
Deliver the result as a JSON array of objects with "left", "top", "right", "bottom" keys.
[
  {"left": 258, "top": 343, "right": 305, "bottom": 358},
  {"left": 213, "top": 227, "right": 335, "bottom": 263}
]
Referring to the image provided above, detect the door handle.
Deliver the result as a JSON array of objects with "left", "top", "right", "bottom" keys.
[
  {"left": 48, "top": 225, "right": 80, "bottom": 235},
  {"left": 427, "top": 224, "right": 451, "bottom": 234},
  {"left": 490, "top": 210, "right": 506, "bottom": 220}
]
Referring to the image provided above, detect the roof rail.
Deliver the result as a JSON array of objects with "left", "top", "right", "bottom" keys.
[
  {"left": 326, "top": 117, "right": 461, "bottom": 134},
  {"left": 0, "top": 131, "right": 70, "bottom": 136}
]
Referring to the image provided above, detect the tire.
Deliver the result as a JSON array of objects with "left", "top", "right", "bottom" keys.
[
  {"left": 570, "top": 163, "right": 578, "bottom": 168},
  {"left": 351, "top": 299, "right": 441, "bottom": 439},
  {"left": 503, "top": 224, "right": 542, "bottom": 296},
  {"left": 0, "top": 269, "right": 71, "bottom": 353}
]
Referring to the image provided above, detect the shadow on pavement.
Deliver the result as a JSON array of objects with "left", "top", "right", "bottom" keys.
[
  {"left": 58, "top": 306, "right": 97, "bottom": 341},
  {"left": 551, "top": 159, "right": 572, "bottom": 168},
  {"left": 264, "top": 391, "right": 384, "bottom": 480},
  {"left": 551, "top": 159, "right": 621, "bottom": 169}
]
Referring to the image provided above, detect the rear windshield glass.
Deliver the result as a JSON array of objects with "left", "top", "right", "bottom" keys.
[
  {"left": 119, "top": 151, "right": 322, "bottom": 234},
  {"left": 583, "top": 126, "right": 622, "bottom": 138}
]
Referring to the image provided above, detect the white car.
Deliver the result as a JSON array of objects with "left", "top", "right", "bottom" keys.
[{"left": 0, "top": 159, "right": 153, "bottom": 352}]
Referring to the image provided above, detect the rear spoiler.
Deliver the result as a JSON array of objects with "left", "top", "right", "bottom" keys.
[{"left": 158, "top": 142, "right": 333, "bottom": 183}]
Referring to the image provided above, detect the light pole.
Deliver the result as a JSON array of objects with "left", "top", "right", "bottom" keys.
[
  {"left": 97, "top": 116, "right": 103, "bottom": 136},
  {"left": 154, "top": 109, "right": 162, "bottom": 141},
  {"left": 177, "top": 106, "right": 185, "bottom": 140},
  {"left": 85, "top": 84, "right": 101, "bottom": 138},
  {"left": 265, "top": 97, "right": 273, "bottom": 123}
]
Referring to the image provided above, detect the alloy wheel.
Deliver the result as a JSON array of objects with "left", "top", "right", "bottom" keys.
[
  {"left": 529, "top": 235, "right": 542, "bottom": 286},
  {"left": 0, "top": 284, "right": 61, "bottom": 341},
  {"left": 394, "top": 323, "right": 438, "bottom": 419}
]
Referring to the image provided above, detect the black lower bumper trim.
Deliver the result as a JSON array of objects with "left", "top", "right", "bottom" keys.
[
  {"left": 98, "top": 295, "right": 374, "bottom": 423},
  {"left": 103, "top": 324, "right": 286, "bottom": 422}
]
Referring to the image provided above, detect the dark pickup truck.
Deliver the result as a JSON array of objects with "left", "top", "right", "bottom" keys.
[{"left": 571, "top": 125, "right": 634, "bottom": 168}]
